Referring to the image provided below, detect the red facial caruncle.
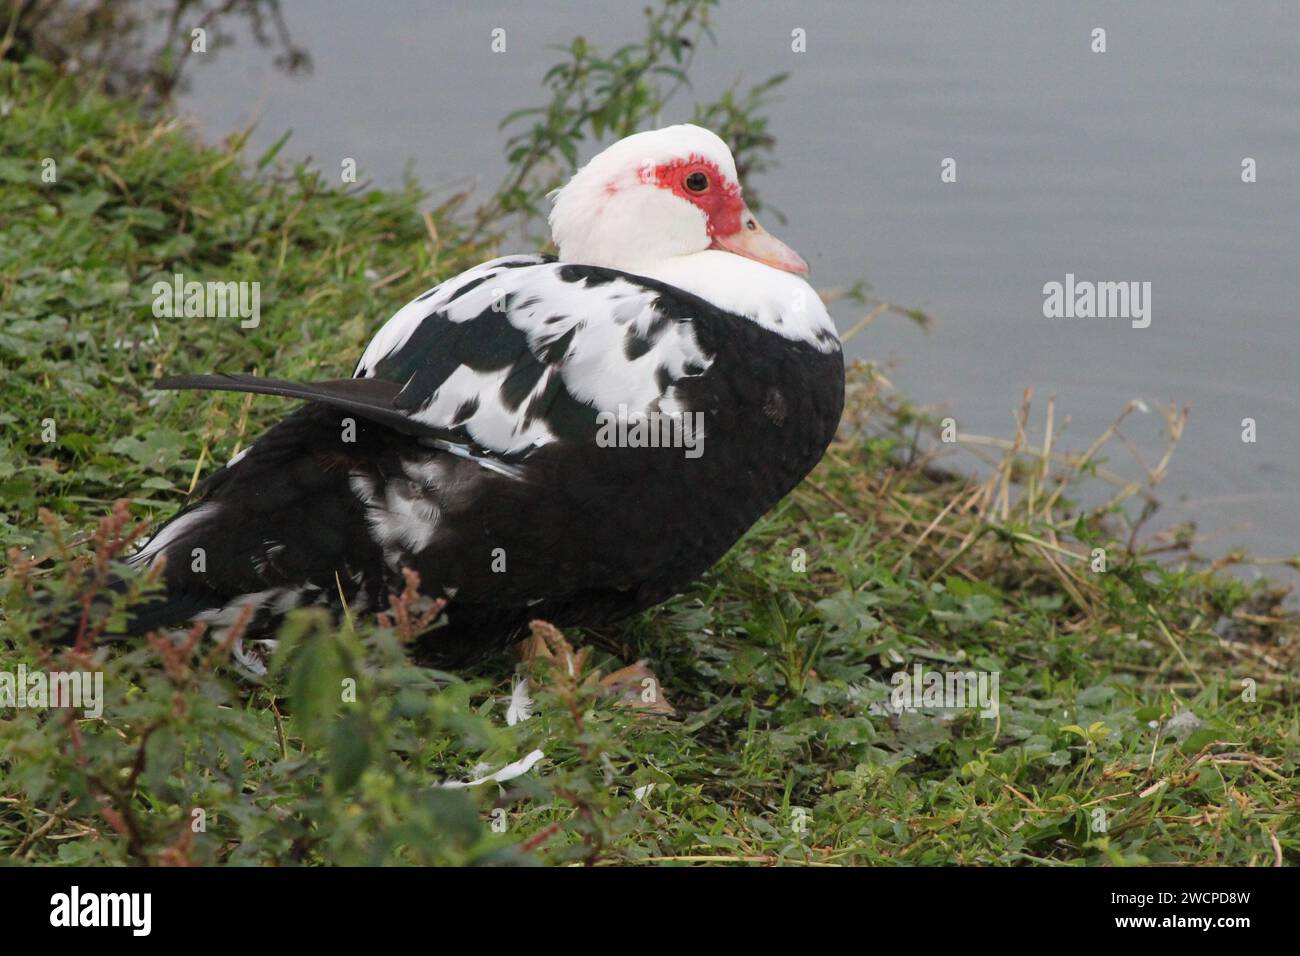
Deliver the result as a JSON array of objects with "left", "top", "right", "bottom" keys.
[
  {"left": 642, "top": 156, "right": 745, "bottom": 238},
  {"left": 638, "top": 154, "right": 808, "bottom": 274}
]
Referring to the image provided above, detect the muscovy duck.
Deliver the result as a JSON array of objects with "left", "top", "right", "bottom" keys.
[{"left": 127, "top": 124, "right": 844, "bottom": 670}]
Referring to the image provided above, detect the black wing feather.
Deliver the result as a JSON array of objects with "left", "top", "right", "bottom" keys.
[{"left": 154, "top": 373, "right": 436, "bottom": 437}]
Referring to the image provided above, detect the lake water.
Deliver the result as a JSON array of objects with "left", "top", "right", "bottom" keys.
[{"left": 175, "top": 0, "right": 1299, "bottom": 580}]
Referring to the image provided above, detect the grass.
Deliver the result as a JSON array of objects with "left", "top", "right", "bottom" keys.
[{"left": 2, "top": 56, "right": 1297, "bottom": 867}]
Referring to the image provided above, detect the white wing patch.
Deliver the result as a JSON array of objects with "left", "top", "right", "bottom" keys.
[
  {"left": 412, "top": 363, "right": 554, "bottom": 453},
  {"left": 353, "top": 255, "right": 542, "bottom": 377},
  {"left": 130, "top": 502, "right": 219, "bottom": 569},
  {"left": 420, "top": 438, "right": 527, "bottom": 480},
  {"left": 349, "top": 471, "right": 440, "bottom": 561},
  {"left": 354, "top": 256, "right": 713, "bottom": 456}
]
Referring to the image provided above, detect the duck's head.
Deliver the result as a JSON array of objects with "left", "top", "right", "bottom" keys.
[{"left": 548, "top": 124, "right": 808, "bottom": 276}]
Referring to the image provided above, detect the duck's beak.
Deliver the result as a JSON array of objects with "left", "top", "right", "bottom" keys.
[{"left": 711, "top": 206, "right": 809, "bottom": 274}]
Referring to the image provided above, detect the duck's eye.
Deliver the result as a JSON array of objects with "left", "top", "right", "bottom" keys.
[{"left": 684, "top": 171, "right": 709, "bottom": 193}]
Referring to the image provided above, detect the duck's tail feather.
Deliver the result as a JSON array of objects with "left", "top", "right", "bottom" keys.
[{"left": 154, "top": 373, "right": 432, "bottom": 437}]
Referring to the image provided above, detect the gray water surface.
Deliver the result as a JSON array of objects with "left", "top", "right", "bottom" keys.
[{"left": 175, "top": 0, "right": 1299, "bottom": 575}]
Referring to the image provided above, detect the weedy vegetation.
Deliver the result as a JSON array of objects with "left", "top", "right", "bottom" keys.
[{"left": 1, "top": 1, "right": 1296, "bottom": 866}]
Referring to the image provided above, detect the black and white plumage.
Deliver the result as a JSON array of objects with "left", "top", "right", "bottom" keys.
[{"left": 123, "top": 125, "right": 845, "bottom": 670}]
